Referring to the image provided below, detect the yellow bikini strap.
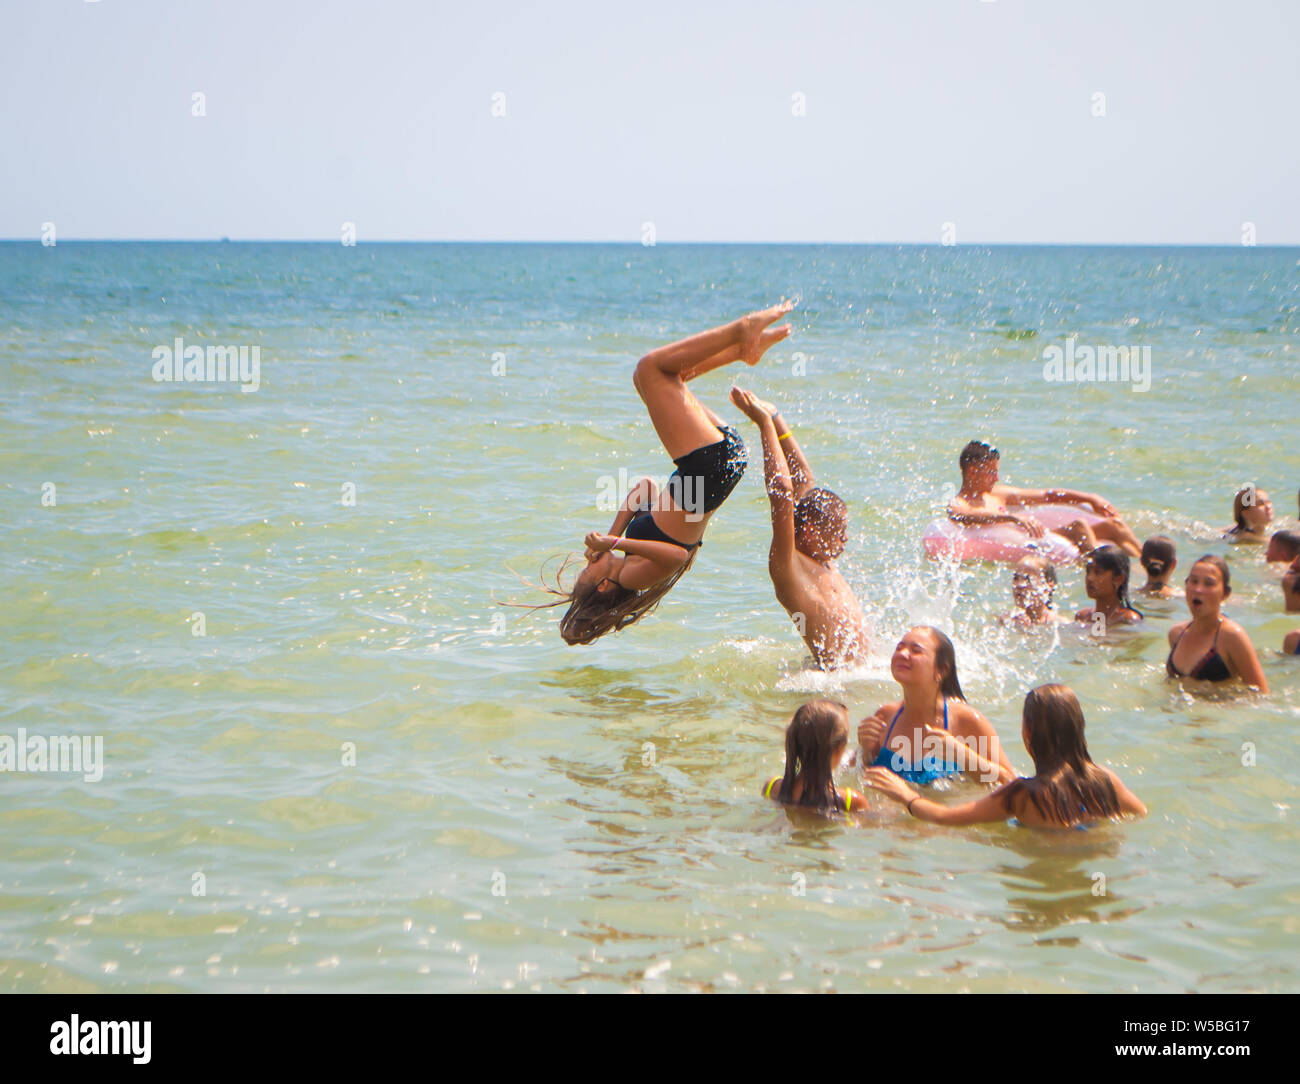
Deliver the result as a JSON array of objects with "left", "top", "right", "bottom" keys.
[
  {"left": 845, "top": 790, "right": 853, "bottom": 812},
  {"left": 765, "top": 777, "right": 779, "bottom": 798}
]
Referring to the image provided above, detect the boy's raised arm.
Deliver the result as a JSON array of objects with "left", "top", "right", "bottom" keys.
[{"left": 731, "top": 387, "right": 796, "bottom": 566}]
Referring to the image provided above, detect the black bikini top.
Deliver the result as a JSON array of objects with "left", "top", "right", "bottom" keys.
[{"left": 1167, "top": 620, "right": 1231, "bottom": 682}]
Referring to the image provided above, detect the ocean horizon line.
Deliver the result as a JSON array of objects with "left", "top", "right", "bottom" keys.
[{"left": 4, "top": 238, "right": 1299, "bottom": 249}]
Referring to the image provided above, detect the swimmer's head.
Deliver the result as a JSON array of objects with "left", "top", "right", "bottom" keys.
[
  {"left": 958, "top": 440, "right": 999, "bottom": 488},
  {"left": 776, "top": 699, "right": 851, "bottom": 813},
  {"left": 1084, "top": 545, "right": 1137, "bottom": 612},
  {"left": 1020, "top": 684, "right": 1092, "bottom": 773},
  {"left": 1265, "top": 530, "right": 1300, "bottom": 564},
  {"left": 1232, "top": 486, "right": 1272, "bottom": 532},
  {"left": 891, "top": 626, "right": 966, "bottom": 701},
  {"left": 794, "top": 487, "right": 848, "bottom": 560},
  {"left": 1184, "top": 554, "right": 1231, "bottom": 615},
  {"left": 1012, "top": 556, "right": 1057, "bottom": 610},
  {"left": 1139, "top": 535, "right": 1177, "bottom": 581},
  {"left": 556, "top": 550, "right": 694, "bottom": 645}
]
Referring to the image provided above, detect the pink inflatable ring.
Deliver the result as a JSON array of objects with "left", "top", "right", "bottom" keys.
[{"left": 922, "top": 503, "right": 1107, "bottom": 564}]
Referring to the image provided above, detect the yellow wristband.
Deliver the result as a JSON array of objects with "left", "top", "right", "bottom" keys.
[{"left": 778, "top": 430, "right": 793, "bottom": 442}]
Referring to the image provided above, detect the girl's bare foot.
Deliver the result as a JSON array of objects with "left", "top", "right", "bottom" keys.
[{"left": 739, "top": 300, "right": 795, "bottom": 366}]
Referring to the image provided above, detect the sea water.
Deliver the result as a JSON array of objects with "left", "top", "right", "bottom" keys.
[{"left": 0, "top": 241, "right": 1297, "bottom": 991}]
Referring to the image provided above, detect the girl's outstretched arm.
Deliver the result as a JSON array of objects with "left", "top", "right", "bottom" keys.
[
  {"left": 863, "top": 767, "right": 1011, "bottom": 825},
  {"left": 926, "top": 727, "right": 1015, "bottom": 786},
  {"left": 951, "top": 705, "right": 1018, "bottom": 783}
]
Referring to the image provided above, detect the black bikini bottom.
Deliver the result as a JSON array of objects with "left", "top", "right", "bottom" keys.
[{"left": 665, "top": 424, "right": 747, "bottom": 517}]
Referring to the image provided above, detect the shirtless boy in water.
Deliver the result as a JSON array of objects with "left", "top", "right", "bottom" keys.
[
  {"left": 730, "top": 387, "right": 870, "bottom": 668},
  {"left": 947, "top": 440, "right": 1141, "bottom": 558}
]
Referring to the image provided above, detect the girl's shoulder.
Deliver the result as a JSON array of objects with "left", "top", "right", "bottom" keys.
[
  {"left": 874, "top": 700, "right": 901, "bottom": 720},
  {"left": 948, "top": 698, "right": 990, "bottom": 731},
  {"left": 1220, "top": 618, "right": 1255, "bottom": 647},
  {"left": 762, "top": 776, "right": 782, "bottom": 799},
  {"left": 1100, "top": 764, "right": 1127, "bottom": 788}
]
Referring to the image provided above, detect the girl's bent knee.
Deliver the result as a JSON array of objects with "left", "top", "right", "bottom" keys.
[{"left": 633, "top": 355, "right": 656, "bottom": 392}]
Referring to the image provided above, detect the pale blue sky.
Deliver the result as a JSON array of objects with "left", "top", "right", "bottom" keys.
[{"left": 3, "top": 0, "right": 1298, "bottom": 243}]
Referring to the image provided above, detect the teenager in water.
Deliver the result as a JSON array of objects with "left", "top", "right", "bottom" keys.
[
  {"left": 1265, "top": 530, "right": 1300, "bottom": 566},
  {"left": 1224, "top": 486, "right": 1273, "bottom": 543},
  {"left": 763, "top": 700, "right": 868, "bottom": 818},
  {"left": 999, "top": 555, "right": 1067, "bottom": 628},
  {"left": 1167, "top": 555, "right": 1269, "bottom": 692},
  {"left": 856, "top": 626, "right": 1015, "bottom": 786},
  {"left": 947, "top": 441, "right": 1140, "bottom": 558},
  {"left": 1074, "top": 545, "right": 1143, "bottom": 628},
  {"left": 1283, "top": 555, "right": 1300, "bottom": 614},
  {"left": 1137, "top": 535, "right": 1179, "bottom": 598},
  {"left": 865, "top": 684, "right": 1146, "bottom": 829},
  {"left": 553, "top": 302, "right": 794, "bottom": 644},
  {"left": 730, "top": 387, "right": 870, "bottom": 668}
]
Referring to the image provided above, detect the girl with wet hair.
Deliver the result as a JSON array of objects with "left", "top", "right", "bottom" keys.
[
  {"left": 856, "top": 626, "right": 1015, "bottom": 786},
  {"left": 1074, "top": 545, "right": 1143, "bottom": 627},
  {"left": 865, "top": 684, "right": 1146, "bottom": 829},
  {"left": 763, "top": 700, "right": 867, "bottom": 818}
]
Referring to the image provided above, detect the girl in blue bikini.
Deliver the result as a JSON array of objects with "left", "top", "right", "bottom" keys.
[
  {"left": 855, "top": 626, "right": 1015, "bottom": 787},
  {"left": 865, "top": 684, "right": 1147, "bottom": 829}
]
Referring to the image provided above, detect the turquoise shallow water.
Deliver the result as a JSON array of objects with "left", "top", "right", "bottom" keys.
[{"left": 0, "top": 242, "right": 1297, "bottom": 992}]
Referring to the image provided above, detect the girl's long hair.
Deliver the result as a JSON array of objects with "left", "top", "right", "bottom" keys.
[
  {"left": 775, "top": 700, "right": 850, "bottom": 813},
  {"left": 1231, "top": 487, "right": 1254, "bottom": 532},
  {"left": 1089, "top": 545, "right": 1142, "bottom": 617},
  {"left": 502, "top": 551, "right": 697, "bottom": 646},
  {"left": 917, "top": 626, "right": 966, "bottom": 701},
  {"left": 999, "top": 685, "right": 1121, "bottom": 826}
]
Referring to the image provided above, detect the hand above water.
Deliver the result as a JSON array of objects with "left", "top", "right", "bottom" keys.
[
  {"left": 1013, "top": 514, "right": 1047, "bottom": 539},
  {"left": 863, "top": 766, "right": 918, "bottom": 806},
  {"left": 584, "top": 532, "right": 617, "bottom": 557},
  {"left": 729, "top": 385, "right": 773, "bottom": 423},
  {"left": 857, "top": 715, "right": 887, "bottom": 760}
]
